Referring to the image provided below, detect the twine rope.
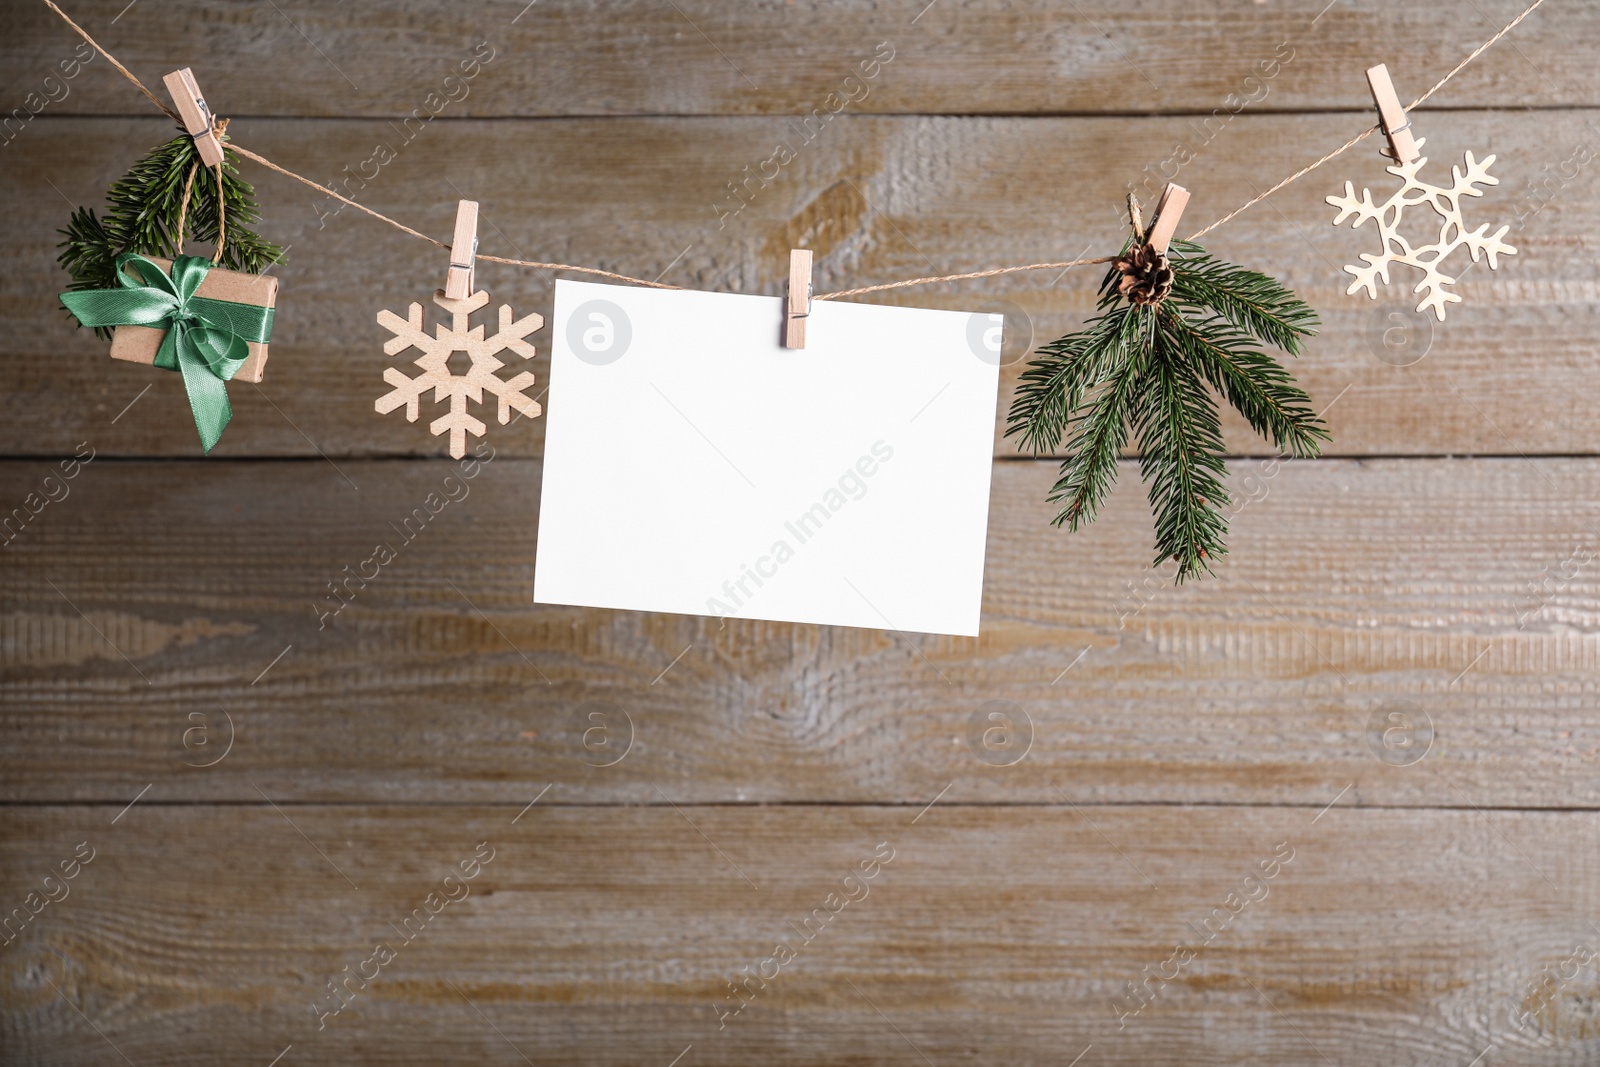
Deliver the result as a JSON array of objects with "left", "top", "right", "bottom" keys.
[
  {"left": 173, "top": 120, "right": 229, "bottom": 264},
  {"left": 41, "top": 0, "right": 177, "bottom": 122},
  {"left": 1188, "top": 0, "right": 1547, "bottom": 243},
  {"left": 43, "top": 0, "right": 1548, "bottom": 299}
]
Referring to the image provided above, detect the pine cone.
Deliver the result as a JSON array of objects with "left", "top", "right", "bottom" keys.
[{"left": 1113, "top": 243, "right": 1174, "bottom": 306}]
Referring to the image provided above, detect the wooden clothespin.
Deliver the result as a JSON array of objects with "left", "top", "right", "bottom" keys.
[
  {"left": 1365, "top": 63, "right": 1420, "bottom": 164},
  {"left": 1145, "top": 183, "right": 1190, "bottom": 255},
  {"left": 162, "top": 68, "right": 224, "bottom": 167},
  {"left": 782, "top": 249, "right": 813, "bottom": 349},
  {"left": 444, "top": 200, "right": 479, "bottom": 300}
]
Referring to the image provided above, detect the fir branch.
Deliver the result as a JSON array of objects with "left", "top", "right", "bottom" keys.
[
  {"left": 1166, "top": 240, "right": 1317, "bottom": 354},
  {"left": 1006, "top": 236, "right": 1326, "bottom": 580},
  {"left": 1139, "top": 316, "right": 1230, "bottom": 579},
  {"left": 998, "top": 254, "right": 1139, "bottom": 460},
  {"left": 57, "top": 206, "right": 117, "bottom": 298},
  {"left": 57, "top": 130, "right": 283, "bottom": 337},
  {"left": 1006, "top": 301, "right": 1127, "bottom": 457},
  {"left": 1042, "top": 306, "right": 1154, "bottom": 529},
  {"left": 1161, "top": 309, "right": 1327, "bottom": 457}
]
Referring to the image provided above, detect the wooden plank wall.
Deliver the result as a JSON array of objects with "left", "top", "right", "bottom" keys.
[{"left": 3, "top": 2, "right": 1598, "bottom": 1065}]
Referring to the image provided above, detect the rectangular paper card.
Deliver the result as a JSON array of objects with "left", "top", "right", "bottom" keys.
[{"left": 533, "top": 279, "right": 1003, "bottom": 636}]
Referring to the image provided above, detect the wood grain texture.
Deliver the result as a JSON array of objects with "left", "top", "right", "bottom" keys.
[
  {"left": 5, "top": 110, "right": 1597, "bottom": 458},
  {"left": 6, "top": 0, "right": 1595, "bottom": 116},
  {"left": 2, "top": 804, "right": 1595, "bottom": 1066},
  {"left": 5, "top": 456, "right": 1598, "bottom": 807},
  {"left": 3, "top": 6, "right": 1596, "bottom": 1064}
]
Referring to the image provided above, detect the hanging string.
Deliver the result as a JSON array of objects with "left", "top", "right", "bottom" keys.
[
  {"left": 40, "top": 0, "right": 176, "bottom": 122},
  {"left": 1410, "top": 0, "right": 1551, "bottom": 111},
  {"left": 819, "top": 257, "right": 1119, "bottom": 301},
  {"left": 175, "top": 159, "right": 200, "bottom": 252},
  {"left": 227, "top": 144, "right": 458, "bottom": 250},
  {"left": 174, "top": 131, "right": 229, "bottom": 264},
  {"left": 1185, "top": 125, "right": 1378, "bottom": 243},
  {"left": 42, "top": 0, "right": 1547, "bottom": 298},
  {"left": 1189, "top": 0, "right": 1548, "bottom": 242},
  {"left": 212, "top": 162, "right": 227, "bottom": 261},
  {"left": 226, "top": 143, "right": 684, "bottom": 289}
]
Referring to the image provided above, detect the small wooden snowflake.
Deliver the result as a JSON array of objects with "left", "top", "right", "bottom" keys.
[
  {"left": 375, "top": 288, "right": 543, "bottom": 457},
  {"left": 1328, "top": 139, "right": 1517, "bottom": 321}
]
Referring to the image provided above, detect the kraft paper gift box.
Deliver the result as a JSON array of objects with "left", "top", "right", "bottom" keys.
[{"left": 107, "top": 257, "right": 279, "bottom": 383}]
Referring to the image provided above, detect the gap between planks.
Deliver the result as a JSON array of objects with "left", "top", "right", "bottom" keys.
[
  {"left": 6, "top": 800, "right": 1599, "bottom": 813},
  {"left": 22, "top": 104, "right": 1600, "bottom": 122}
]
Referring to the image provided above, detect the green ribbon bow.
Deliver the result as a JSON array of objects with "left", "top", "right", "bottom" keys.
[{"left": 60, "top": 254, "right": 274, "bottom": 452}]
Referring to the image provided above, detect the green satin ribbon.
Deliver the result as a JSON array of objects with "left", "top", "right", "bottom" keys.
[{"left": 60, "top": 254, "right": 274, "bottom": 452}]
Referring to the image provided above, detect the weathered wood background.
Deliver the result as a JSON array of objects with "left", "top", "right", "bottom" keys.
[{"left": 3, "top": 2, "right": 1598, "bottom": 1065}]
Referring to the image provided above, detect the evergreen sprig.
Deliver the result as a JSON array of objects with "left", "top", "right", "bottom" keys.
[
  {"left": 1007, "top": 238, "right": 1326, "bottom": 580},
  {"left": 58, "top": 130, "right": 283, "bottom": 338}
]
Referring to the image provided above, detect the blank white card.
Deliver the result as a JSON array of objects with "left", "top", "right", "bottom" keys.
[{"left": 533, "top": 280, "right": 1002, "bottom": 636}]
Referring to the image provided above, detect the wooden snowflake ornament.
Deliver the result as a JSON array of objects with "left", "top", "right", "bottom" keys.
[
  {"left": 1327, "top": 141, "right": 1516, "bottom": 320},
  {"left": 375, "top": 287, "right": 544, "bottom": 457},
  {"left": 1327, "top": 66, "right": 1515, "bottom": 321}
]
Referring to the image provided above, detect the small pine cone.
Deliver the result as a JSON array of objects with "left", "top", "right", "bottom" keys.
[{"left": 1113, "top": 244, "right": 1175, "bottom": 306}]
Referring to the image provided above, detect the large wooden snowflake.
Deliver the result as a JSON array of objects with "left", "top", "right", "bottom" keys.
[
  {"left": 376, "top": 288, "right": 543, "bottom": 457},
  {"left": 1327, "top": 140, "right": 1516, "bottom": 320}
]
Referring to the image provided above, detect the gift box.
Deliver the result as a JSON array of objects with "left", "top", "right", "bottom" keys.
[
  {"left": 107, "top": 257, "right": 278, "bottom": 383},
  {"left": 61, "top": 253, "right": 280, "bottom": 452}
]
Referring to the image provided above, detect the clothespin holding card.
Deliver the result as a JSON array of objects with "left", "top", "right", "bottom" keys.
[
  {"left": 1365, "top": 63, "right": 1420, "bottom": 164},
  {"left": 162, "top": 68, "right": 225, "bottom": 167},
  {"left": 783, "top": 249, "right": 813, "bottom": 349},
  {"left": 1145, "top": 183, "right": 1190, "bottom": 255},
  {"left": 444, "top": 199, "right": 479, "bottom": 300}
]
